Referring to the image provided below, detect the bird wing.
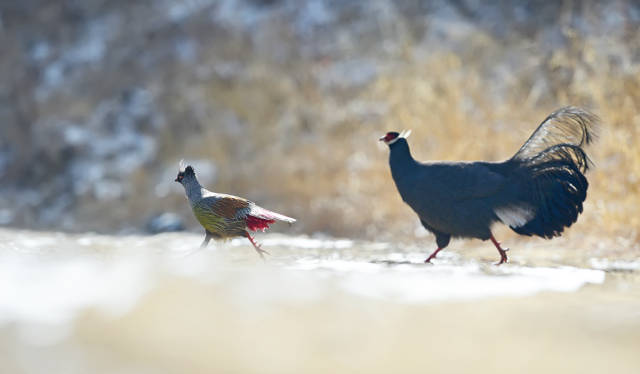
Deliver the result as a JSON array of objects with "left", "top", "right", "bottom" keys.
[
  {"left": 200, "top": 194, "right": 251, "bottom": 219},
  {"left": 405, "top": 161, "right": 508, "bottom": 204},
  {"left": 396, "top": 161, "right": 512, "bottom": 236},
  {"left": 200, "top": 192, "right": 296, "bottom": 222}
]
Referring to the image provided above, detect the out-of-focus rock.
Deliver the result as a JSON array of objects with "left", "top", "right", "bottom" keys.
[{"left": 146, "top": 213, "right": 185, "bottom": 234}]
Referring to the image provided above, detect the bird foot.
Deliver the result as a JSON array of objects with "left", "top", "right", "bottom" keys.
[
  {"left": 254, "top": 244, "right": 270, "bottom": 259},
  {"left": 494, "top": 247, "right": 509, "bottom": 265},
  {"left": 245, "top": 232, "right": 270, "bottom": 260}
]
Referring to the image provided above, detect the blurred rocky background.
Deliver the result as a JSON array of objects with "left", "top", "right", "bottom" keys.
[{"left": 0, "top": 0, "right": 638, "bottom": 242}]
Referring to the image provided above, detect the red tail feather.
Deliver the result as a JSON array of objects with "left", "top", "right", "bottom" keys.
[{"left": 246, "top": 215, "right": 276, "bottom": 232}]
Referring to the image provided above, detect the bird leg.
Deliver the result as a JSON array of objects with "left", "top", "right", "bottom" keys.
[
  {"left": 490, "top": 234, "right": 509, "bottom": 265},
  {"left": 201, "top": 231, "right": 213, "bottom": 248},
  {"left": 179, "top": 231, "right": 212, "bottom": 258},
  {"left": 245, "top": 231, "right": 270, "bottom": 259},
  {"left": 424, "top": 247, "right": 443, "bottom": 263}
]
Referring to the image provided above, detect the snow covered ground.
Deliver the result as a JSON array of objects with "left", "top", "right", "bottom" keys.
[{"left": 0, "top": 228, "right": 638, "bottom": 373}]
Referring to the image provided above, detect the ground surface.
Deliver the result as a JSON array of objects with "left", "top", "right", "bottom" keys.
[{"left": 1, "top": 228, "right": 639, "bottom": 373}]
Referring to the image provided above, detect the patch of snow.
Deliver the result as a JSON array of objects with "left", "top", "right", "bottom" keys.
[
  {"left": 0, "top": 256, "right": 152, "bottom": 326},
  {"left": 30, "top": 41, "right": 51, "bottom": 61},
  {"left": 51, "top": 88, "right": 164, "bottom": 201},
  {"left": 211, "top": 0, "right": 274, "bottom": 30},
  {"left": 0, "top": 209, "right": 14, "bottom": 225},
  {"left": 292, "top": 261, "right": 605, "bottom": 303},
  {"left": 294, "top": 0, "right": 335, "bottom": 36},
  {"left": 35, "top": 16, "right": 117, "bottom": 99},
  {"left": 590, "top": 258, "right": 640, "bottom": 272},
  {"left": 93, "top": 180, "right": 125, "bottom": 201},
  {"left": 63, "top": 125, "right": 90, "bottom": 146},
  {"left": 175, "top": 38, "right": 197, "bottom": 62},
  {"left": 256, "top": 236, "right": 354, "bottom": 249},
  {"left": 41, "top": 62, "right": 64, "bottom": 93},
  {"left": 165, "top": 0, "right": 216, "bottom": 23},
  {"left": 0, "top": 229, "right": 609, "bottom": 337}
]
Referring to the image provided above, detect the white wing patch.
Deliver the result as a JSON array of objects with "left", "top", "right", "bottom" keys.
[{"left": 495, "top": 205, "right": 535, "bottom": 228}]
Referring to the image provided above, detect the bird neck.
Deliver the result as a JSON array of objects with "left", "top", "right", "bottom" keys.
[
  {"left": 183, "top": 176, "right": 204, "bottom": 202},
  {"left": 389, "top": 139, "right": 417, "bottom": 175}
]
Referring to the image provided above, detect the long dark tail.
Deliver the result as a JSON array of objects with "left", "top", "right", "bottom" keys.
[{"left": 502, "top": 107, "right": 599, "bottom": 238}]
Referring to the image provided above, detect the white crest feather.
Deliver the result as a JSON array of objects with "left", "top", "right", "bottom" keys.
[{"left": 179, "top": 159, "right": 186, "bottom": 172}]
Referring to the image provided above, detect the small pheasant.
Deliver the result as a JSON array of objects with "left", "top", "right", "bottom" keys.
[{"left": 175, "top": 163, "right": 296, "bottom": 258}]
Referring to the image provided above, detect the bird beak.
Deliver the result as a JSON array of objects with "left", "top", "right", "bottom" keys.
[
  {"left": 379, "top": 136, "right": 386, "bottom": 142},
  {"left": 174, "top": 177, "right": 180, "bottom": 182}
]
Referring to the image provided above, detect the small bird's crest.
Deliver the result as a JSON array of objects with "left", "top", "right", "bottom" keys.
[
  {"left": 178, "top": 160, "right": 195, "bottom": 174},
  {"left": 175, "top": 160, "right": 195, "bottom": 183}
]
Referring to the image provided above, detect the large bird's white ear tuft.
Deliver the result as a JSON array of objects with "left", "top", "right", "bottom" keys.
[
  {"left": 179, "top": 159, "right": 186, "bottom": 172},
  {"left": 400, "top": 129, "right": 412, "bottom": 139}
]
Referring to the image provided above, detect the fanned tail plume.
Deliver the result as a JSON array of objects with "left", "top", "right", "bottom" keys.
[
  {"left": 512, "top": 106, "right": 599, "bottom": 168},
  {"left": 501, "top": 107, "right": 599, "bottom": 238}
]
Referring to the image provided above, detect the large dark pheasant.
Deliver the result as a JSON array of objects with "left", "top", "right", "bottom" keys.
[
  {"left": 380, "top": 107, "right": 598, "bottom": 264},
  {"left": 175, "top": 163, "right": 296, "bottom": 258}
]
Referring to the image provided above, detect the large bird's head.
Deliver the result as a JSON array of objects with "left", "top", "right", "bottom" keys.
[
  {"left": 175, "top": 161, "right": 196, "bottom": 185},
  {"left": 379, "top": 130, "right": 412, "bottom": 146}
]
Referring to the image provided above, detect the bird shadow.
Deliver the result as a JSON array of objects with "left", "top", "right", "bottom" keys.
[{"left": 370, "top": 259, "right": 428, "bottom": 267}]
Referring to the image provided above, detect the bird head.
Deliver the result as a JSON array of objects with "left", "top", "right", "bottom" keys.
[
  {"left": 379, "top": 129, "right": 412, "bottom": 145},
  {"left": 175, "top": 162, "right": 195, "bottom": 184}
]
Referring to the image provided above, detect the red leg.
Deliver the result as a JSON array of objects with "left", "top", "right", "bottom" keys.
[
  {"left": 425, "top": 247, "right": 443, "bottom": 263},
  {"left": 245, "top": 231, "right": 270, "bottom": 259},
  {"left": 490, "top": 234, "right": 509, "bottom": 265}
]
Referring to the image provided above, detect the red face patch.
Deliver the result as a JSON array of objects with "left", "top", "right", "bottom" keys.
[{"left": 379, "top": 132, "right": 400, "bottom": 143}]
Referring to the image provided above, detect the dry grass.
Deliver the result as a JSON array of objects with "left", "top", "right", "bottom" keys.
[{"left": 3, "top": 1, "right": 639, "bottom": 245}]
